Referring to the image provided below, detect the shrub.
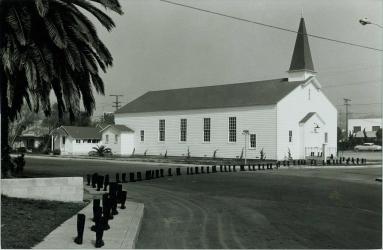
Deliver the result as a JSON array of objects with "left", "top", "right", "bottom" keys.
[
  {"left": 13, "top": 154, "right": 25, "bottom": 174},
  {"left": 260, "top": 148, "right": 266, "bottom": 160},
  {"left": 213, "top": 149, "right": 218, "bottom": 158},
  {"left": 53, "top": 149, "right": 61, "bottom": 155},
  {"left": 17, "top": 147, "right": 27, "bottom": 153}
]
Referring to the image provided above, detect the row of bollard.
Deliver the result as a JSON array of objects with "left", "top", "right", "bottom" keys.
[
  {"left": 74, "top": 182, "right": 128, "bottom": 248},
  {"left": 86, "top": 167, "right": 183, "bottom": 190}
]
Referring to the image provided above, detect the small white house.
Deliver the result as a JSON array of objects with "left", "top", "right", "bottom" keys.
[
  {"left": 113, "top": 17, "right": 338, "bottom": 160},
  {"left": 99, "top": 125, "right": 135, "bottom": 155},
  {"left": 51, "top": 126, "right": 101, "bottom": 155}
]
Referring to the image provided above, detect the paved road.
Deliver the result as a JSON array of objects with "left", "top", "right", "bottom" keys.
[{"left": 23, "top": 157, "right": 382, "bottom": 249}]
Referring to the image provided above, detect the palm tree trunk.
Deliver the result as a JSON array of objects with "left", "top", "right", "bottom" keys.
[{"left": 1, "top": 70, "right": 11, "bottom": 177}]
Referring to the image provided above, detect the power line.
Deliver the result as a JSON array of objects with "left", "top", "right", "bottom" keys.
[
  {"left": 336, "top": 102, "right": 382, "bottom": 106},
  {"left": 159, "top": 0, "right": 382, "bottom": 52},
  {"left": 322, "top": 79, "right": 381, "bottom": 88},
  {"left": 109, "top": 94, "right": 124, "bottom": 111}
]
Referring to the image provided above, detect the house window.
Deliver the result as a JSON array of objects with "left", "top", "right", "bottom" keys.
[
  {"left": 140, "top": 130, "right": 144, "bottom": 142},
  {"left": 180, "top": 119, "right": 187, "bottom": 142},
  {"left": 229, "top": 117, "right": 236, "bottom": 142},
  {"left": 115, "top": 134, "right": 118, "bottom": 143},
  {"left": 159, "top": 119, "right": 165, "bottom": 141},
  {"left": 76, "top": 139, "right": 81, "bottom": 143},
  {"left": 353, "top": 126, "right": 361, "bottom": 133},
  {"left": 62, "top": 136, "right": 66, "bottom": 144},
  {"left": 289, "top": 130, "right": 292, "bottom": 142},
  {"left": 325, "top": 132, "right": 328, "bottom": 143},
  {"left": 250, "top": 134, "right": 256, "bottom": 148},
  {"left": 204, "top": 118, "right": 211, "bottom": 142},
  {"left": 105, "top": 135, "right": 109, "bottom": 144},
  {"left": 372, "top": 126, "right": 380, "bottom": 132}
]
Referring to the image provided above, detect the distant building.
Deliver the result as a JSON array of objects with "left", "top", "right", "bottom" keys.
[
  {"left": 13, "top": 122, "right": 49, "bottom": 150},
  {"left": 99, "top": 125, "right": 134, "bottom": 155},
  {"left": 348, "top": 118, "right": 382, "bottom": 138},
  {"left": 51, "top": 126, "right": 102, "bottom": 155},
  {"left": 113, "top": 18, "right": 338, "bottom": 160}
]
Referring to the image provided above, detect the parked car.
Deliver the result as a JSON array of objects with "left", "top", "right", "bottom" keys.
[{"left": 354, "top": 143, "right": 382, "bottom": 151}]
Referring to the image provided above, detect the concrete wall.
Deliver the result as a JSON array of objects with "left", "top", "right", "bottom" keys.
[
  {"left": 1, "top": 177, "right": 83, "bottom": 202},
  {"left": 115, "top": 105, "right": 277, "bottom": 159}
]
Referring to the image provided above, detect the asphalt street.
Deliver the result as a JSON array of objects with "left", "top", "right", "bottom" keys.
[{"left": 22, "top": 157, "right": 382, "bottom": 249}]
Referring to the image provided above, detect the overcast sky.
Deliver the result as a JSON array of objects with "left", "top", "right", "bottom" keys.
[{"left": 92, "top": 0, "right": 382, "bottom": 121}]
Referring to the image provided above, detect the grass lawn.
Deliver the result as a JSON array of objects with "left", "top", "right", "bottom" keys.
[{"left": 1, "top": 196, "right": 86, "bottom": 249}]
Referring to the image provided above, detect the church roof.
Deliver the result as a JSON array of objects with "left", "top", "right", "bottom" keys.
[
  {"left": 115, "top": 78, "right": 305, "bottom": 114},
  {"left": 289, "top": 17, "right": 315, "bottom": 72}
]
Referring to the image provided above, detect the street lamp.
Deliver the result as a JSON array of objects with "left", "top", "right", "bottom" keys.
[
  {"left": 359, "top": 17, "right": 383, "bottom": 29},
  {"left": 242, "top": 130, "right": 249, "bottom": 166}
]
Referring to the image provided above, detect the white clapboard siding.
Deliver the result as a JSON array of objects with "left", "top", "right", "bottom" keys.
[
  {"left": 276, "top": 80, "right": 337, "bottom": 159},
  {"left": 115, "top": 105, "right": 277, "bottom": 159}
]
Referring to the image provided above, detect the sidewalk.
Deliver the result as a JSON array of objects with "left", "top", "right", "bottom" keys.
[{"left": 33, "top": 196, "right": 144, "bottom": 249}]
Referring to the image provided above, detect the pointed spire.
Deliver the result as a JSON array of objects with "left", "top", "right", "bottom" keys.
[{"left": 288, "top": 17, "right": 315, "bottom": 72}]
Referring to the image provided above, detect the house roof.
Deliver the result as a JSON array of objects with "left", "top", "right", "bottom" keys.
[
  {"left": 289, "top": 17, "right": 315, "bottom": 72},
  {"left": 58, "top": 126, "right": 102, "bottom": 139},
  {"left": 101, "top": 124, "right": 134, "bottom": 133},
  {"left": 115, "top": 78, "right": 304, "bottom": 114},
  {"left": 354, "top": 131, "right": 377, "bottom": 138},
  {"left": 299, "top": 112, "right": 316, "bottom": 124}
]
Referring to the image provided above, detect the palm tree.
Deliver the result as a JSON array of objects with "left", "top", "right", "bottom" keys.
[
  {"left": 0, "top": 0, "right": 123, "bottom": 176},
  {"left": 91, "top": 145, "right": 111, "bottom": 157}
]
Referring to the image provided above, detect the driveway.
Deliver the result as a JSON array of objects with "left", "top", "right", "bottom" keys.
[{"left": 22, "top": 157, "right": 382, "bottom": 248}]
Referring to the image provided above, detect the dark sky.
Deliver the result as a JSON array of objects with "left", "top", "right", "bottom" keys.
[{"left": 91, "top": 0, "right": 382, "bottom": 122}]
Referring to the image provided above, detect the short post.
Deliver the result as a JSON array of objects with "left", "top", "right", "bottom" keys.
[
  {"left": 160, "top": 169, "right": 164, "bottom": 177},
  {"left": 233, "top": 165, "right": 236, "bottom": 172},
  {"left": 116, "top": 184, "right": 123, "bottom": 203},
  {"left": 220, "top": 165, "right": 223, "bottom": 172},
  {"left": 86, "top": 174, "right": 91, "bottom": 186},
  {"left": 258, "top": 164, "right": 261, "bottom": 170},
  {"left": 92, "top": 199, "right": 101, "bottom": 222},
  {"left": 168, "top": 168, "right": 173, "bottom": 176},
  {"left": 74, "top": 213, "right": 86, "bottom": 244},
  {"left": 103, "top": 175, "right": 109, "bottom": 191},
  {"left": 120, "top": 191, "right": 127, "bottom": 209},
  {"left": 92, "top": 173, "right": 98, "bottom": 188},
  {"left": 137, "top": 172, "right": 142, "bottom": 181},
  {"left": 187, "top": 167, "right": 190, "bottom": 175},
  {"left": 195, "top": 166, "right": 199, "bottom": 174},
  {"left": 155, "top": 169, "right": 160, "bottom": 178},
  {"left": 129, "top": 173, "right": 135, "bottom": 182},
  {"left": 207, "top": 166, "right": 210, "bottom": 173},
  {"left": 95, "top": 217, "right": 105, "bottom": 248},
  {"left": 240, "top": 165, "right": 244, "bottom": 171},
  {"left": 122, "top": 173, "right": 126, "bottom": 183},
  {"left": 176, "top": 167, "right": 181, "bottom": 176},
  {"left": 224, "top": 165, "right": 227, "bottom": 172},
  {"left": 97, "top": 175, "right": 104, "bottom": 191},
  {"left": 115, "top": 173, "right": 120, "bottom": 183},
  {"left": 262, "top": 163, "right": 265, "bottom": 170},
  {"left": 201, "top": 166, "right": 205, "bottom": 173}
]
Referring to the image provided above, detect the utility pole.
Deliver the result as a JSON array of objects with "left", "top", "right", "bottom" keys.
[
  {"left": 110, "top": 94, "right": 123, "bottom": 111},
  {"left": 344, "top": 98, "right": 351, "bottom": 139}
]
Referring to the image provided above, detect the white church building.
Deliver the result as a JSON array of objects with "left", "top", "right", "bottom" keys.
[{"left": 113, "top": 17, "right": 337, "bottom": 160}]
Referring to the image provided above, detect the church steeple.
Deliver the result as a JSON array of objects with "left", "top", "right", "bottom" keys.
[{"left": 288, "top": 17, "right": 316, "bottom": 82}]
